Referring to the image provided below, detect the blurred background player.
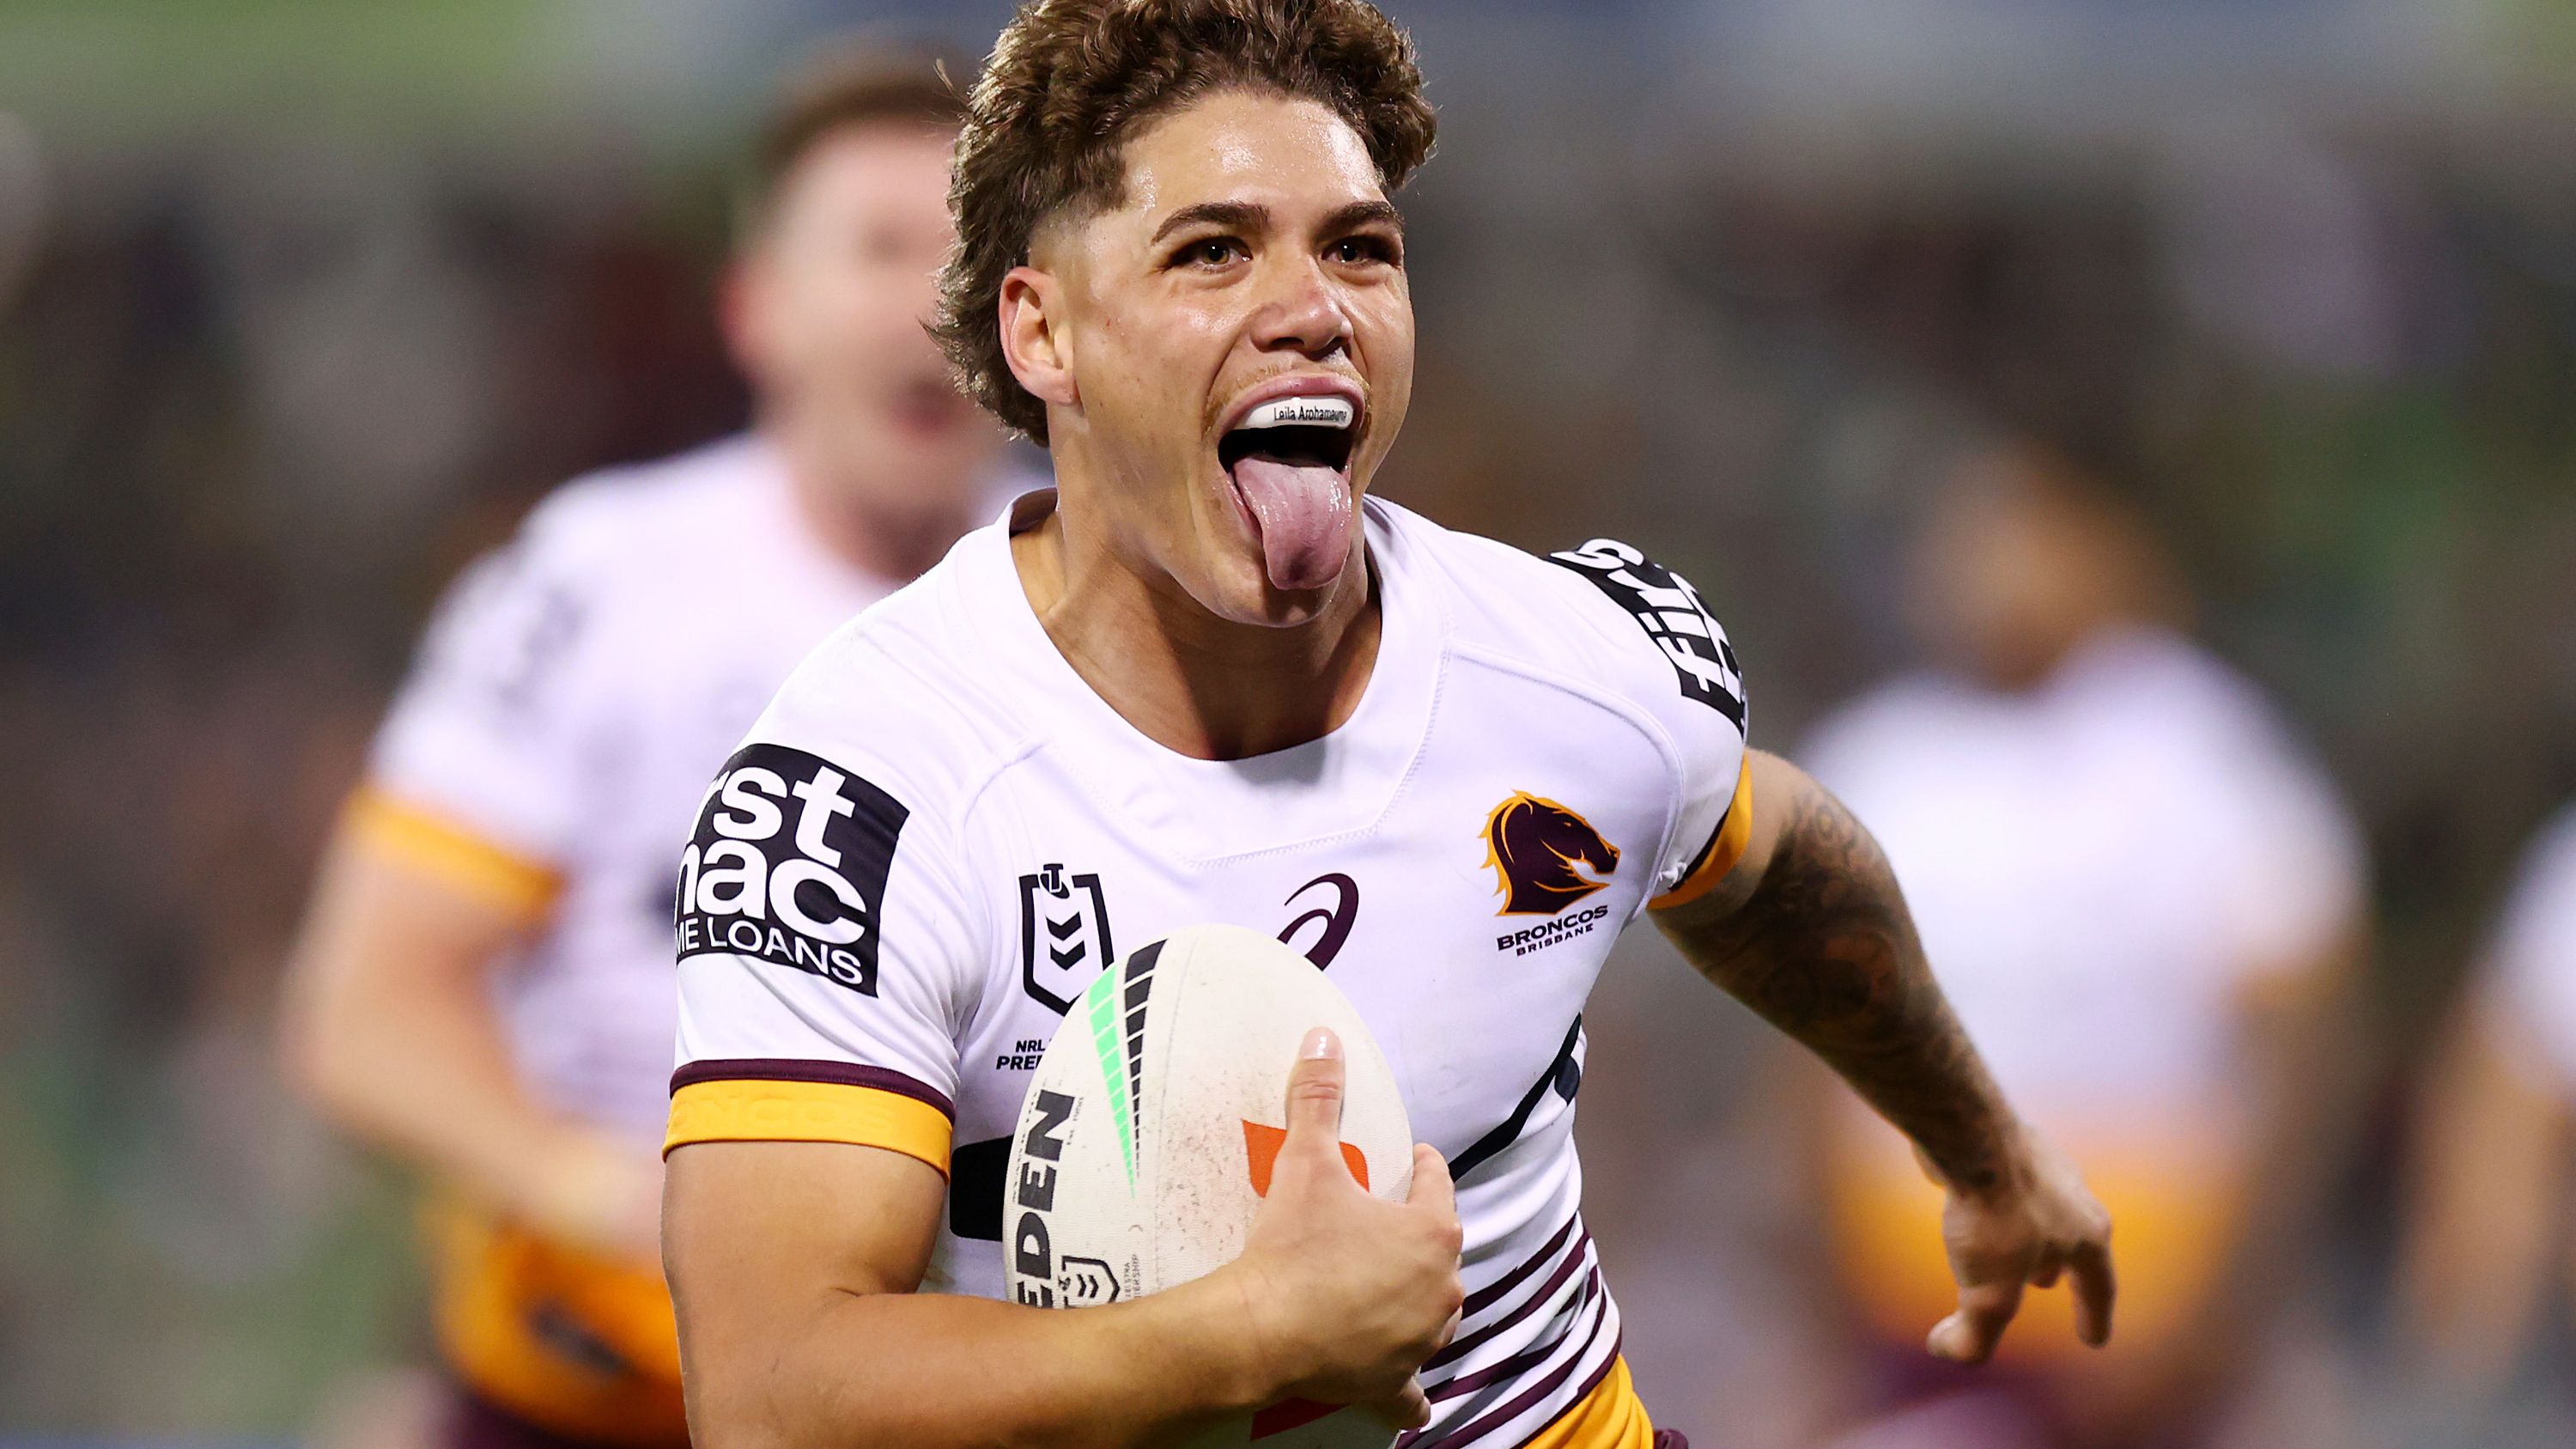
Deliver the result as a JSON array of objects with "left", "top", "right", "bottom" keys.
[
  {"left": 275, "top": 48, "right": 1002, "bottom": 1449},
  {"left": 2399, "top": 801, "right": 2576, "bottom": 1442},
  {"left": 1795, "top": 443, "right": 2371, "bottom": 1449}
]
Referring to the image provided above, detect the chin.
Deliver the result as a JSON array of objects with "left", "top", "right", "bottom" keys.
[{"left": 1233, "top": 549, "right": 1360, "bottom": 629}]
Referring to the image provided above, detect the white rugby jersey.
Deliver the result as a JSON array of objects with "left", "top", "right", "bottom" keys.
[
  {"left": 360, "top": 436, "right": 907, "bottom": 1146},
  {"left": 1801, "top": 629, "right": 2363, "bottom": 1137},
  {"left": 1800, "top": 630, "right": 2363, "bottom": 1361},
  {"left": 667, "top": 492, "right": 1752, "bottom": 1447}
]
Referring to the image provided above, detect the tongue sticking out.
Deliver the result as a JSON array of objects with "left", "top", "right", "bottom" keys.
[{"left": 1231, "top": 456, "right": 1353, "bottom": 593}]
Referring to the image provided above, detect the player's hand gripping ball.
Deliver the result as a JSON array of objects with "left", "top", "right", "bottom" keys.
[{"left": 1004, "top": 924, "right": 1446, "bottom": 1446}]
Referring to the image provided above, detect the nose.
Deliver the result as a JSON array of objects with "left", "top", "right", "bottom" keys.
[{"left": 1249, "top": 256, "right": 1351, "bottom": 360}]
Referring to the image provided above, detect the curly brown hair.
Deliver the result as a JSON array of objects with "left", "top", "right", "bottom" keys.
[{"left": 933, "top": 0, "right": 1437, "bottom": 442}]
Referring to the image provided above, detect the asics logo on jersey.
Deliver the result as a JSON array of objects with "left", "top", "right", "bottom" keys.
[
  {"left": 1277, "top": 872, "right": 1359, "bottom": 968},
  {"left": 675, "top": 744, "right": 907, "bottom": 995},
  {"left": 1550, "top": 538, "right": 1747, "bottom": 731},
  {"left": 1481, "top": 793, "right": 1621, "bottom": 916}
]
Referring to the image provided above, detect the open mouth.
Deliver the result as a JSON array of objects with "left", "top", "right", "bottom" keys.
[
  {"left": 1217, "top": 395, "right": 1359, "bottom": 477},
  {"left": 1218, "top": 394, "right": 1361, "bottom": 594}
]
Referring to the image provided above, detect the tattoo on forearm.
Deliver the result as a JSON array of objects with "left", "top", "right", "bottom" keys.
[{"left": 1668, "top": 783, "right": 2015, "bottom": 1196}]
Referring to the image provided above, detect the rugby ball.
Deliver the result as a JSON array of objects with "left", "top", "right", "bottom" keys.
[{"left": 1002, "top": 923, "right": 1413, "bottom": 1447}]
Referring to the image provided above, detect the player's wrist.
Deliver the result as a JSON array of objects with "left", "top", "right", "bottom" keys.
[
  {"left": 501, "top": 1125, "right": 658, "bottom": 1255},
  {"left": 1145, "top": 1263, "right": 1297, "bottom": 1416},
  {"left": 1927, "top": 1117, "right": 2039, "bottom": 1209}
]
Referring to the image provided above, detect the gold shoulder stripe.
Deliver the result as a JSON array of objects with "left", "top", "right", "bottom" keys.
[
  {"left": 346, "top": 786, "right": 563, "bottom": 919},
  {"left": 1648, "top": 758, "right": 1754, "bottom": 911},
  {"left": 665, "top": 1080, "right": 953, "bottom": 1176}
]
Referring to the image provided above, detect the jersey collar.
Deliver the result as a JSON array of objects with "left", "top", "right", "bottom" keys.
[{"left": 968, "top": 488, "right": 1447, "bottom": 861}]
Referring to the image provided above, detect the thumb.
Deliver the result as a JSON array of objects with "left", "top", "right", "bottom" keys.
[{"left": 1280, "top": 1027, "right": 1348, "bottom": 1155}]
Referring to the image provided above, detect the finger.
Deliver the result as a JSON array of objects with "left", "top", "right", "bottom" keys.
[
  {"left": 1433, "top": 1307, "right": 1462, "bottom": 1353},
  {"left": 2030, "top": 1250, "right": 2063, "bottom": 1291},
  {"left": 1926, "top": 1278, "right": 2024, "bottom": 1364},
  {"left": 1281, "top": 1028, "right": 1347, "bottom": 1154},
  {"left": 2069, "top": 1238, "right": 2117, "bottom": 1348},
  {"left": 1364, "top": 1379, "right": 1432, "bottom": 1431},
  {"left": 1405, "top": 1142, "right": 1457, "bottom": 1220}
]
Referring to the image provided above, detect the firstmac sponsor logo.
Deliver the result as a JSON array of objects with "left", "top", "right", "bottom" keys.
[{"left": 675, "top": 743, "right": 907, "bottom": 995}]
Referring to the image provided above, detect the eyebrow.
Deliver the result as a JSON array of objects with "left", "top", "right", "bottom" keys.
[
  {"left": 1147, "top": 198, "right": 1407, "bottom": 245},
  {"left": 1325, "top": 200, "right": 1406, "bottom": 235},
  {"left": 1151, "top": 201, "right": 1267, "bottom": 244}
]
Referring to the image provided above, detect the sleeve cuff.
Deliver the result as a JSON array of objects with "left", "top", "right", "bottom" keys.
[
  {"left": 664, "top": 1061, "right": 956, "bottom": 1175},
  {"left": 1649, "top": 758, "right": 1754, "bottom": 911},
  {"left": 344, "top": 786, "right": 563, "bottom": 919}
]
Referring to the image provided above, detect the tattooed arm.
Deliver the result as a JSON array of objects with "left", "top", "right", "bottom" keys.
[{"left": 1652, "top": 749, "right": 2116, "bottom": 1362}]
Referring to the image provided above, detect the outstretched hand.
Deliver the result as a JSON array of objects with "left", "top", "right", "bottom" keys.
[{"left": 1925, "top": 1126, "right": 2116, "bottom": 1364}]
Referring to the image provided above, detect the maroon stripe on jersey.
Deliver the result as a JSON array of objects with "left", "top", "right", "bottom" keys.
[
  {"left": 1402, "top": 1326, "right": 1622, "bottom": 1449},
  {"left": 1426, "top": 1271, "right": 1606, "bottom": 1403},
  {"left": 1425, "top": 1240, "right": 1595, "bottom": 1373},
  {"left": 1460, "top": 1215, "right": 1580, "bottom": 1318},
  {"left": 669, "top": 1058, "right": 956, "bottom": 1120}
]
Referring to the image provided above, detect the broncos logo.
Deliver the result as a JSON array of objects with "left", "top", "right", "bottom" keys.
[{"left": 1481, "top": 793, "right": 1620, "bottom": 916}]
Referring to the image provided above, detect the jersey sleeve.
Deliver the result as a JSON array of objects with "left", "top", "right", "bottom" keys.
[
  {"left": 2484, "top": 808, "right": 2576, "bottom": 1094},
  {"left": 1546, "top": 538, "right": 1753, "bottom": 910},
  {"left": 665, "top": 704, "right": 986, "bottom": 1177},
  {"left": 2201, "top": 720, "right": 2366, "bottom": 991},
  {"left": 355, "top": 515, "right": 601, "bottom": 916}
]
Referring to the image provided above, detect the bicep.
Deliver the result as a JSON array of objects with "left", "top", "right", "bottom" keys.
[
  {"left": 663, "top": 1142, "right": 949, "bottom": 1411},
  {"left": 1648, "top": 747, "right": 1809, "bottom": 946},
  {"left": 282, "top": 824, "right": 545, "bottom": 1070},
  {"left": 2400, "top": 997, "right": 2571, "bottom": 1372},
  {"left": 2421, "top": 1001, "right": 2568, "bottom": 1189}
]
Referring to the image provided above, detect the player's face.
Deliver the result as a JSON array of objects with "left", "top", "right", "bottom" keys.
[
  {"left": 1027, "top": 89, "right": 1413, "bottom": 626},
  {"left": 1908, "top": 466, "right": 2118, "bottom": 690},
  {"left": 731, "top": 122, "right": 995, "bottom": 521}
]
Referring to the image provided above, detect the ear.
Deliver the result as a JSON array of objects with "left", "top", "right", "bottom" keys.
[{"left": 998, "top": 265, "right": 1079, "bottom": 414}]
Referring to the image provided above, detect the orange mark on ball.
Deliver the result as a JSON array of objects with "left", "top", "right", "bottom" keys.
[{"left": 1241, "top": 1120, "right": 1370, "bottom": 1196}]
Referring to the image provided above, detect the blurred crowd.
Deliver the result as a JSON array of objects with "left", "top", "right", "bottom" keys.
[{"left": 5, "top": 2, "right": 2576, "bottom": 1447}]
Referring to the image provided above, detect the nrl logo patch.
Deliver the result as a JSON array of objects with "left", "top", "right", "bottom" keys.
[
  {"left": 1480, "top": 793, "right": 1620, "bottom": 916},
  {"left": 1019, "top": 862, "right": 1115, "bottom": 1014}
]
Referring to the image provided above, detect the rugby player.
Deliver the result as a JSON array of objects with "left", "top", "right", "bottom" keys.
[
  {"left": 1801, "top": 452, "right": 2364, "bottom": 1446},
  {"left": 278, "top": 51, "right": 1004, "bottom": 1449},
  {"left": 659, "top": 4, "right": 2116, "bottom": 1446}
]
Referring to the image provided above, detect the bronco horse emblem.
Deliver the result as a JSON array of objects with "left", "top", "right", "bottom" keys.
[{"left": 1480, "top": 793, "right": 1620, "bottom": 916}]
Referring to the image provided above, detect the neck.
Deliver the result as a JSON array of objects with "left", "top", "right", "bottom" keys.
[
  {"left": 1971, "top": 608, "right": 2133, "bottom": 694},
  {"left": 763, "top": 421, "right": 975, "bottom": 584},
  {"left": 1011, "top": 496, "right": 1380, "bottom": 762}
]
